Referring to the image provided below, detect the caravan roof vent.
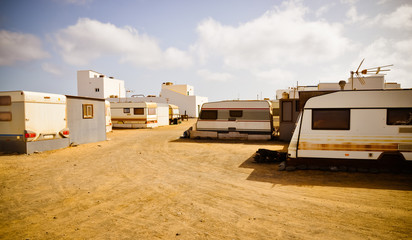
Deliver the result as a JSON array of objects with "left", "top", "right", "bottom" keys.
[{"left": 339, "top": 80, "right": 346, "bottom": 90}]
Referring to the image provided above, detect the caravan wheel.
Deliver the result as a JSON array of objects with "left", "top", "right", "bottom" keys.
[{"left": 377, "top": 152, "right": 405, "bottom": 171}]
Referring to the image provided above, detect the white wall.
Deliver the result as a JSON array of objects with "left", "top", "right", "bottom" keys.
[
  {"left": 78, "top": 71, "right": 104, "bottom": 98},
  {"left": 77, "top": 70, "right": 125, "bottom": 99},
  {"left": 161, "top": 83, "right": 194, "bottom": 96},
  {"left": 160, "top": 88, "right": 208, "bottom": 117},
  {"left": 103, "top": 77, "right": 125, "bottom": 98}
]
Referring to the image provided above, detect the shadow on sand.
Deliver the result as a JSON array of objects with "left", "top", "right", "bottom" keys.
[
  {"left": 170, "top": 138, "right": 289, "bottom": 146},
  {"left": 239, "top": 154, "right": 412, "bottom": 191}
]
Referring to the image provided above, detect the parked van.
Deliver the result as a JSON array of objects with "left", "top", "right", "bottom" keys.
[
  {"left": 0, "top": 91, "right": 70, "bottom": 154},
  {"left": 288, "top": 90, "right": 412, "bottom": 164},
  {"left": 110, "top": 102, "right": 169, "bottom": 128}
]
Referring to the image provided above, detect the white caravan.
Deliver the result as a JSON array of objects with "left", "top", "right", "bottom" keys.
[
  {"left": 105, "top": 100, "right": 112, "bottom": 132},
  {"left": 169, "top": 104, "right": 180, "bottom": 124},
  {"left": 110, "top": 102, "right": 169, "bottom": 128},
  {"left": 0, "top": 91, "right": 70, "bottom": 154},
  {"left": 195, "top": 100, "right": 273, "bottom": 139},
  {"left": 288, "top": 90, "right": 412, "bottom": 163}
]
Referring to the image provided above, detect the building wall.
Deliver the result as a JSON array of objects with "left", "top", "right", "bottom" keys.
[
  {"left": 161, "top": 83, "right": 194, "bottom": 96},
  {"left": 110, "top": 96, "right": 167, "bottom": 103},
  {"left": 104, "top": 77, "right": 125, "bottom": 98},
  {"left": 67, "top": 96, "right": 106, "bottom": 145},
  {"left": 77, "top": 70, "right": 125, "bottom": 99},
  {"left": 77, "top": 70, "right": 103, "bottom": 98},
  {"left": 160, "top": 88, "right": 208, "bottom": 117}
]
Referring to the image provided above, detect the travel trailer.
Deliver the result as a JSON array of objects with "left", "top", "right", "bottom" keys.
[
  {"left": 0, "top": 91, "right": 70, "bottom": 154},
  {"left": 66, "top": 96, "right": 107, "bottom": 145},
  {"left": 105, "top": 100, "right": 112, "bottom": 132},
  {"left": 193, "top": 100, "right": 273, "bottom": 140},
  {"left": 288, "top": 90, "right": 412, "bottom": 166},
  {"left": 169, "top": 104, "right": 180, "bottom": 125},
  {"left": 110, "top": 102, "right": 169, "bottom": 128}
]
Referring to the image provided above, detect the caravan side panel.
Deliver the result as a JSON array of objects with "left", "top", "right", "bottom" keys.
[
  {"left": 197, "top": 101, "right": 273, "bottom": 134},
  {"left": 111, "top": 102, "right": 158, "bottom": 128},
  {"left": 157, "top": 103, "right": 170, "bottom": 126},
  {"left": 105, "top": 100, "right": 112, "bottom": 132},
  {"left": 288, "top": 90, "right": 412, "bottom": 162},
  {"left": 0, "top": 91, "right": 70, "bottom": 154},
  {"left": 0, "top": 92, "right": 26, "bottom": 153}
]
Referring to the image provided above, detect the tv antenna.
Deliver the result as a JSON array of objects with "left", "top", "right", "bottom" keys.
[
  {"left": 360, "top": 64, "right": 393, "bottom": 75},
  {"left": 351, "top": 58, "right": 366, "bottom": 87},
  {"left": 350, "top": 59, "right": 393, "bottom": 89}
]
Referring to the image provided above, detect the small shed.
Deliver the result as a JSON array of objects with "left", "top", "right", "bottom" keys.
[{"left": 66, "top": 95, "right": 106, "bottom": 145}]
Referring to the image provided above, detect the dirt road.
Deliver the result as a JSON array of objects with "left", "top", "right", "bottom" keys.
[{"left": 1, "top": 119, "right": 411, "bottom": 239}]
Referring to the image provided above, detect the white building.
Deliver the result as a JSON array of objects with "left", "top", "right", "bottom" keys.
[
  {"left": 77, "top": 70, "right": 126, "bottom": 99},
  {"left": 318, "top": 75, "right": 401, "bottom": 91},
  {"left": 159, "top": 82, "right": 208, "bottom": 118},
  {"left": 276, "top": 75, "right": 401, "bottom": 99},
  {"left": 108, "top": 82, "right": 208, "bottom": 118}
]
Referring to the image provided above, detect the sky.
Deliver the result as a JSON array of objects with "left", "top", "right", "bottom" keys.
[{"left": 0, "top": 0, "right": 411, "bottom": 101}]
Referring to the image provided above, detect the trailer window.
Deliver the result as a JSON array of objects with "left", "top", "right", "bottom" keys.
[
  {"left": 312, "top": 109, "right": 350, "bottom": 130},
  {"left": 0, "top": 112, "right": 12, "bottom": 121},
  {"left": 124, "top": 108, "right": 130, "bottom": 113},
  {"left": 82, "top": 104, "right": 93, "bottom": 119},
  {"left": 0, "top": 96, "right": 11, "bottom": 106},
  {"left": 134, "top": 108, "right": 144, "bottom": 115},
  {"left": 387, "top": 108, "right": 412, "bottom": 125},
  {"left": 281, "top": 101, "right": 292, "bottom": 122},
  {"left": 200, "top": 110, "right": 217, "bottom": 120},
  {"left": 230, "top": 110, "right": 243, "bottom": 118},
  {"left": 148, "top": 108, "right": 156, "bottom": 115}
]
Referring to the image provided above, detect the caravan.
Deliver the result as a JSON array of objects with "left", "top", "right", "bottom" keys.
[
  {"left": 105, "top": 100, "right": 112, "bottom": 132},
  {"left": 194, "top": 100, "right": 273, "bottom": 140},
  {"left": 169, "top": 104, "right": 180, "bottom": 125},
  {"left": 288, "top": 90, "right": 412, "bottom": 165},
  {"left": 110, "top": 102, "right": 169, "bottom": 128},
  {"left": 0, "top": 91, "right": 70, "bottom": 154}
]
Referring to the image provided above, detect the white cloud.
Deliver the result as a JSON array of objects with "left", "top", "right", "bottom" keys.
[
  {"left": 315, "top": 4, "right": 334, "bottom": 18},
  {"left": 191, "top": 1, "right": 351, "bottom": 70},
  {"left": 377, "top": 0, "right": 388, "bottom": 5},
  {"left": 0, "top": 30, "right": 49, "bottom": 66},
  {"left": 252, "top": 68, "right": 295, "bottom": 83},
  {"left": 54, "top": 18, "right": 192, "bottom": 69},
  {"left": 368, "top": 5, "right": 412, "bottom": 31},
  {"left": 379, "top": 5, "right": 412, "bottom": 30},
  {"left": 42, "top": 63, "right": 63, "bottom": 75},
  {"left": 345, "top": 5, "right": 367, "bottom": 23},
  {"left": 197, "top": 69, "right": 233, "bottom": 82}
]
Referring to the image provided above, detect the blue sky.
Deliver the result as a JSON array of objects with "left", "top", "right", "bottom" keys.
[{"left": 1, "top": 0, "right": 411, "bottom": 101}]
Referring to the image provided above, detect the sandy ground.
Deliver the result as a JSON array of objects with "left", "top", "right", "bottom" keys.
[{"left": 1, "top": 119, "right": 411, "bottom": 240}]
